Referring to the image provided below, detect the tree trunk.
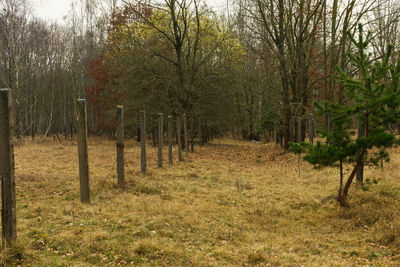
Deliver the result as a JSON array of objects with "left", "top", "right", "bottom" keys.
[
  {"left": 168, "top": 115, "right": 173, "bottom": 165},
  {"left": 183, "top": 114, "right": 189, "bottom": 156},
  {"left": 136, "top": 127, "right": 140, "bottom": 142},
  {"left": 297, "top": 119, "right": 302, "bottom": 143},
  {"left": 190, "top": 117, "right": 194, "bottom": 153},
  {"left": 158, "top": 113, "right": 163, "bottom": 168},
  {"left": 140, "top": 111, "right": 146, "bottom": 172},
  {"left": 327, "top": 0, "right": 339, "bottom": 132},
  {"left": 199, "top": 122, "right": 203, "bottom": 146},
  {"left": 151, "top": 127, "right": 157, "bottom": 147},
  {"left": 176, "top": 115, "right": 183, "bottom": 161},
  {"left": 339, "top": 150, "right": 365, "bottom": 207},
  {"left": 338, "top": 159, "right": 343, "bottom": 200},
  {"left": 308, "top": 113, "right": 314, "bottom": 144},
  {"left": 356, "top": 119, "right": 365, "bottom": 183},
  {"left": 339, "top": 113, "right": 370, "bottom": 207}
]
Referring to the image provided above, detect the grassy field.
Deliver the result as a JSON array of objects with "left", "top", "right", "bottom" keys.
[{"left": 3, "top": 137, "right": 400, "bottom": 266}]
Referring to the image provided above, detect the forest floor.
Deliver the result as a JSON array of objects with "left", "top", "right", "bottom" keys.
[{"left": 3, "top": 137, "right": 400, "bottom": 266}]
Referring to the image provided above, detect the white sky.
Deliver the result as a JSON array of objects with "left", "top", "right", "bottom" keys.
[
  {"left": 32, "top": 0, "right": 228, "bottom": 22},
  {"left": 31, "top": 0, "right": 73, "bottom": 22}
]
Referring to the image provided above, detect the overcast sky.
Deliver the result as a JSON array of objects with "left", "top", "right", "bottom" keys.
[
  {"left": 31, "top": 0, "right": 228, "bottom": 23},
  {"left": 31, "top": 0, "right": 73, "bottom": 22}
]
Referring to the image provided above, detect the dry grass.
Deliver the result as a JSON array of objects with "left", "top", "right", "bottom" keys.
[{"left": 4, "top": 136, "right": 400, "bottom": 266}]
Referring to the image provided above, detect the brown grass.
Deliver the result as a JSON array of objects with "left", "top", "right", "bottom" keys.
[{"left": 4, "top": 136, "right": 400, "bottom": 266}]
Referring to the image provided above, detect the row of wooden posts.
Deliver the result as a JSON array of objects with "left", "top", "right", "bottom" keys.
[
  {"left": 0, "top": 89, "right": 195, "bottom": 246},
  {"left": 0, "top": 89, "right": 316, "bottom": 247},
  {"left": 0, "top": 89, "right": 316, "bottom": 246},
  {"left": 78, "top": 101, "right": 194, "bottom": 203}
]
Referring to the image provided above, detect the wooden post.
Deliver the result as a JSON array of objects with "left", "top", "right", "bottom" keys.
[
  {"left": 116, "top": 106, "right": 125, "bottom": 186},
  {"left": 158, "top": 113, "right": 163, "bottom": 168},
  {"left": 0, "top": 89, "right": 17, "bottom": 245},
  {"left": 176, "top": 115, "right": 183, "bottom": 161},
  {"left": 190, "top": 117, "right": 194, "bottom": 153},
  {"left": 309, "top": 113, "right": 314, "bottom": 144},
  {"left": 77, "top": 99, "right": 90, "bottom": 203},
  {"left": 140, "top": 111, "right": 146, "bottom": 172},
  {"left": 168, "top": 115, "right": 173, "bottom": 165},
  {"left": 183, "top": 113, "right": 189, "bottom": 156}
]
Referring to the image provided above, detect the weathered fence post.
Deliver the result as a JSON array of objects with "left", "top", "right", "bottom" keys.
[
  {"left": 309, "top": 113, "right": 314, "bottom": 144},
  {"left": 0, "top": 89, "right": 17, "bottom": 246},
  {"left": 190, "top": 117, "right": 194, "bottom": 153},
  {"left": 183, "top": 114, "right": 189, "bottom": 156},
  {"left": 140, "top": 111, "right": 147, "bottom": 172},
  {"left": 168, "top": 115, "right": 173, "bottom": 165},
  {"left": 116, "top": 106, "right": 125, "bottom": 186},
  {"left": 76, "top": 99, "right": 90, "bottom": 203},
  {"left": 176, "top": 115, "right": 183, "bottom": 161},
  {"left": 158, "top": 113, "right": 163, "bottom": 168}
]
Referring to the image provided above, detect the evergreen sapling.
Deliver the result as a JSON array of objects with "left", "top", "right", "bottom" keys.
[{"left": 290, "top": 25, "right": 400, "bottom": 207}]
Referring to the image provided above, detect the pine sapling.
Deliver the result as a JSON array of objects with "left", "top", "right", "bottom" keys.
[{"left": 292, "top": 25, "right": 400, "bottom": 207}]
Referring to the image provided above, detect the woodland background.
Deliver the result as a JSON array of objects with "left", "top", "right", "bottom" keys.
[{"left": 1, "top": 0, "right": 400, "bottom": 146}]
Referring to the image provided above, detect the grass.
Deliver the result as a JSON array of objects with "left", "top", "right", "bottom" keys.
[{"left": 3, "top": 136, "right": 400, "bottom": 266}]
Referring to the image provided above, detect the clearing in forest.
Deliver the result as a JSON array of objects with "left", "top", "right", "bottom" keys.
[{"left": 3, "top": 138, "right": 400, "bottom": 266}]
